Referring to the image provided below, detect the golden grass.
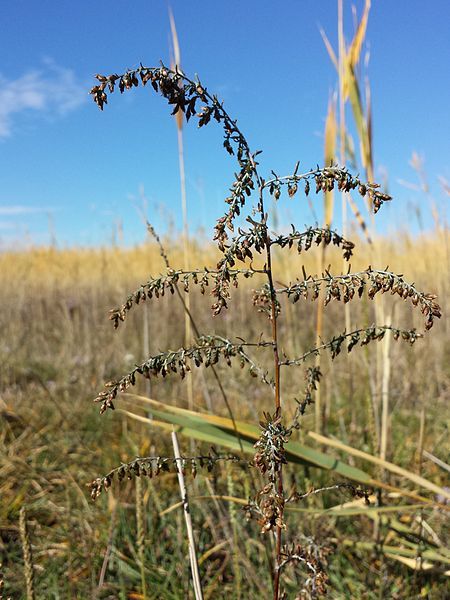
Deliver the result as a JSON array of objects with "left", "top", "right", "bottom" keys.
[{"left": 0, "top": 230, "right": 448, "bottom": 597}]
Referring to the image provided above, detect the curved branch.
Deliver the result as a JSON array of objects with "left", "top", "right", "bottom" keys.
[
  {"left": 89, "top": 451, "right": 241, "bottom": 500},
  {"left": 263, "top": 165, "right": 392, "bottom": 214},
  {"left": 281, "top": 325, "right": 422, "bottom": 367},
  {"left": 109, "top": 267, "right": 258, "bottom": 328},
  {"left": 270, "top": 225, "right": 355, "bottom": 261},
  {"left": 275, "top": 268, "right": 441, "bottom": 331},
  {"left": 90, "top": 64, "right": 262, "bottom": 242},
  {"left": 94, "top": 335, "right": 274, "bottom": 414}
]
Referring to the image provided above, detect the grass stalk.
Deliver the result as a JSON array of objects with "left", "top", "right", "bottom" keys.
[
  {"left": 177, "top": 126, "right": 194, "bottom": 416},
  {"left": 19, "top": 508, "right": 35, "bottom": 600},
  {"left": 417, "top": 408, "right": 426, "bottom": 475},
  {"left": 379, "top": 311, "right": 392, "bottom": 463},
  {"left": 136, "top": 475, "right": 147, "bottom": 599},
  {"left": 143, "top": 306, "right": 151, "bottom": 399},
  {"left": 171, "top": 430, "right": 204, "bottom": 600},
  {"left": 97, "top": 497, "right": 118, "bottom": 590},
  {"left": 226, "top": 462, "right": 242, "bottom": 599},
  {"left": 170, "top": 9, "right": 195, "bottom": 416},
  {"left": 337, "top": 0, "right": 352, "bottom": 343},
  {"left": 315, "top": 93, "right": 337, "bottom": 433}
]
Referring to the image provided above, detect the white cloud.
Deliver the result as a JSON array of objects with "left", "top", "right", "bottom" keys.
[
  {"left": 0, "top": 60, "right": 86, "bottom": 138},
  {"left": 0, "top": 221, "right": 16, "bottom": 230},
  {"left": 0, "top": 205, "right": 52, "bottom": 215}
]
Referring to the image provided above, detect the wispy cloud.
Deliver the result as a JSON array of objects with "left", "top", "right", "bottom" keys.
[
  {"left": 0, "top": 205, "right": 53, "bottom": 215},
  {"left": 0, "top": 221, "right": 16, "bottom": 230},
  {"left": 0, "top": 59, "right": 86, "bottom": 138}
]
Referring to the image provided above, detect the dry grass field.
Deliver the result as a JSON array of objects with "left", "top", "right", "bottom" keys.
[
  {"left": 2, "top": 0, "right": 450, "bottom": 596},
  {"left": 1, "top": 229, "right": 448, "bottom": 598}
]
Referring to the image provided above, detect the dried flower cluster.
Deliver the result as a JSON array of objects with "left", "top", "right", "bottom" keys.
[
  {"left": 253, "top": 482, "right": 286, "bottom": 534},
  {"left": 89, "top": 62, "right": 441, "bottom": 598},
  {"left": 252, "top": 283, "right": 281, "bottom": 319},
  {"left": 271, "top": 225, "right": 355, "bottom": 261},
  {"left": 94, "top": 335, "right": 271, "bottom": 414},
  {"left": 276, "top": 268, "right": 441, "bottom": 330},
  {"left": 278, "top": 540, "right": 330, "bottom": 597},
  {"left": 254, "top": 411, "right": 289, "bottom": 485},
  {"left": 214, "top": 161, "right": 257, "bottom": 249},
  {"left": 109, "top": 267, "right": 255, "bottom": 328},
  {"left": 284, "top": 326, "right": 420, "bottom": 449},
  {"left": 287, "top": 482, "right": 371, "bottom": 504},
  {"left": 283, "top": 325, "right": 422, "bottom": 368},
  {"left": 212, "top": 222, "right": 267, "bottom": 314},
  {"left": 252, "top": 411, "right": 290, "bottom": 532},
  {"left": 265, "top": 165, "right": 392, "bottom": 213},
  {"left": 90, "top": 63, "right": 258, "bottom": 247},
  {"left": 89, "top": 451, "right": 240, "bottom": 500},
  {"left": 291, "top": 366, "right": 323, "bottom": 426}
]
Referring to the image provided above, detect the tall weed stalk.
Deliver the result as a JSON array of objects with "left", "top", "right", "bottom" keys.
[{"left": 87, "top": 63, "right": 441, "bottom": 598}]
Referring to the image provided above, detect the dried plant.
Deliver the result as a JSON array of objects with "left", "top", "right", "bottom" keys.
[
  {"left": 19, "top": 508, "right": 35, "bottom": 600},
  {"left": 89, "top": 450, "right": 240, "bottom": 501},
  {"left": 88, "top": 63, "right": 441, "bottom": 598}
]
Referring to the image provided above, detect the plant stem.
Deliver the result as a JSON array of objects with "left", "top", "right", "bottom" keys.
[
  {"left": 265, "top": 254, "right": 281, "bottom": 412},
  {"left": 259, "top": 186, "right": 283, "bottom": 600}
]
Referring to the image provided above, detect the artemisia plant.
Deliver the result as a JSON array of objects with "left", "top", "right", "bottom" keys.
[{"left": 88, "top": 64, "right": 441, "bottom": 599}]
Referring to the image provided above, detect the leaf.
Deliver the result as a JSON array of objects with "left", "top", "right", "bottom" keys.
[
  {"left": 120, "top": 394, "right": 447, "bottom": 507},
  {"left": 339, "top": 539, "right": 450, "bottom": 573},
  {"left": 120, "top": 394, "right": 373, "bottom": 482},
  {"left": 345, "top": 132, "right": 357, "bottom": 169},
  {"left": 198, "top": 541, "right": 229, "bottom": 566},
  {"left": 308, "top": 431, "right": 450, "bottom": 504},
  {"left": 347, "top": 0, "right": 371, "bottom": 70},
  {"left": 365, "top": 71, "right": 373, "bottom": 171},
  {"left": 160, "top": 496, "right": 449, "bottom": 574},
  {"left": 386, "top": 554, "right": 435, "bottom": 572},
  {"left": 286, "top": 503, "right": 428, "bottom": 517},
  {"left": 345, "top": 63, "right": 372, "bottom": 177},
  {"left": 161, "top": 495, "right": 427, "bottom": 519},
  {"left": 120, "top": 407, "right": 257, "bottom": 454},
  {"left": 319, "top": 27, "right": 338, "bottom": 71}
]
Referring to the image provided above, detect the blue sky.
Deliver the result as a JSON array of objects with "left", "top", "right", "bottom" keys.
[{"left": 1, "top": 0, "right": 449, "bottom": 248}]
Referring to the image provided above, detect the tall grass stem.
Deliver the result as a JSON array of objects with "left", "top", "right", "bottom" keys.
[{"left": 171, "top": 430, "right": 204, "bottom": 600}]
